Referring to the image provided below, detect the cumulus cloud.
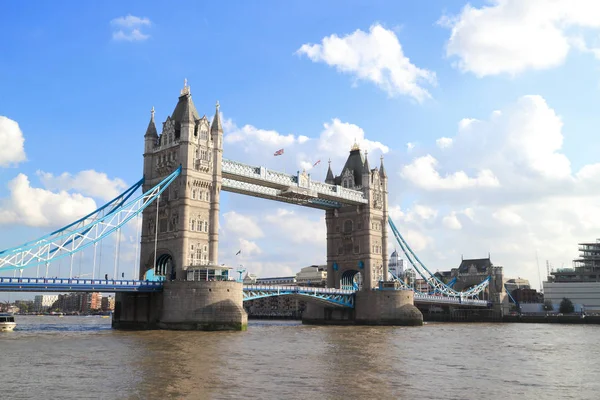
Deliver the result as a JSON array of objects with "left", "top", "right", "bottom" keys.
[
  {"left": 222, "top": 114, "right": 389, "bottom": 181},
  {"left": 394, "top": 94, "right": 600, "bottom": 288},
  {"left": 37, "top": 170, "right": 128, "bottom": 201},
  {"left": 442, "top": 212, "right": 462, "bottom": 230},
  {"left": 317, "top": 118, "right": 389, "bottom": 158},
  {"left": 297, "top": 24, "right": 436, "bottom": 101},
  {"left": 222, "top": 211, "right": 264, "bottom": 239},
  {"left": 264, "top": 209, "right": 326, "bottom": 246},
  {"left": 436, "top": 137, "right": 453, "bottom": 149},
  {"left": 440, "top": 0, "right": 600, "bottom": 76},
  {"left": 401, "top": 154, "right": 500, "bottom": 190},
  {"left": 0, "top": 116, "right": 26, "bottom": 167},
  {"left": 0, "top": 174, "right": 97, "bottom": 227},
  {"left": 111, "top": 15, "right": 151, "bottom": 42}
]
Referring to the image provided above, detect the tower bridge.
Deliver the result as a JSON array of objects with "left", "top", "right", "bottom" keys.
[{"left": 0, "top": 81, "right": 501, "bottom": 330}]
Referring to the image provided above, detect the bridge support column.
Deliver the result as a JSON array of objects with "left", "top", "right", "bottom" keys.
[
  {"left": 113, "top": 281, "right": 247, "bottom": 331},
  {"left": 302, "top": 289, "right": 423, "bottom": 326},
  {"left": 355, "top": 290, "right": 422, "bottom": 326}
]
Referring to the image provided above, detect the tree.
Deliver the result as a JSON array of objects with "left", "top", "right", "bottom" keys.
[
  {"left": 543, "top": 299, "right": 553, "bottom": 311},
  {"left": 559, "top": 297, "right": 575, "bottom": 314}
]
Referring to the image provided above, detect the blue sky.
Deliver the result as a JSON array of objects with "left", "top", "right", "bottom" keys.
[{"left": 3, "top": 0, "right": 600, "bottom": 298}]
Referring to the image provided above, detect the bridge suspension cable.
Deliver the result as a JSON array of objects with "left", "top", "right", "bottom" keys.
[
  {"left": 0, "top": 167, "right": 182, "bottom": 272},
  {"left": 388, "top": 217, "right": 490, "bottom": 299}
]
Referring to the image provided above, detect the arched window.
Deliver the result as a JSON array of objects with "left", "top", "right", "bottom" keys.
[{"left": 344, "top": 219, "right": 353, "bottom": 233}]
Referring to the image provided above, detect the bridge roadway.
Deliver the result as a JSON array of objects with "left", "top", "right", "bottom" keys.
[{"left": 0, "top": 278, "right": 490, "bottom": 308}]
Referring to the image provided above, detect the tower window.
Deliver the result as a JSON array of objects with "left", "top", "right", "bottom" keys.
[{"left": 343, "top": 220, "right": 353, "bottom": 233}]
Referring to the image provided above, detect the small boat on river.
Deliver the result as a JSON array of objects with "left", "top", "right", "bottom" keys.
[{"left": 0, "top": 314, "right": 16, "bottom": 332}]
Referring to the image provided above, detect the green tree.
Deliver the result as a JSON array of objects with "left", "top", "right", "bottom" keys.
[
  {"left": 559, "top": 297, "right": 575, "bottom": 314},
  {"left": 543, "top": 299, "right": 553, "bottom": 311}
]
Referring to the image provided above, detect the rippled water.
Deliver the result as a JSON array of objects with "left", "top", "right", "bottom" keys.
[{"left": 1, "top": 316, "right": 599, "bottom": 399}]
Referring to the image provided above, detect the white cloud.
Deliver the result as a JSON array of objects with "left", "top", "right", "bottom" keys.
[
  {"left": 401, "top": 154, "right": 500, "bottom": 190},
  {"left": 442, "top": 212, "right": 462, "bottom": 230},
  {"left": 223, "top": 211, "right": 264, "bottom": 239},
  {"left": 37, "top": 170, "right": 128, "bottom": 201},
  {"left": 297, "top": 24, "right": 436, "bottom": 101},
  {"left": 0, "top": 116, "right": 26, "bottom": 167},
  {"left": 406, "top": 142, "right": 415, "bottom": 152},
  {"left": 111, "top": 15, "right": 151, "bottom": 28},
  {"left": 224, "top": 119, "right": 300, "bottom": 152},
  {"left": 492, "top": 208, "right": 523, "bottom": 226},
  {"left": 440, "top": 0, "right": 600, "bottom": 76},
  {"left": 0, "top": 174, "right": 96, "bottom": 227},
  {"left": 393, "top": 94, "right": 600, "bottom": 289},
  {"left": 222, "top": 114, "right": 389, "bottom": 181},
  {"left": 436, "top": 137, "right": 453, "bottom": 149},
  {"left": 111, "top": 15, "right": 151, "bottom": 42},
  {"left": 238, "top": 238, "right": 262, "bottom": 256},
  {"left": 264, "top": 209, "right": 326, "bottom": 246},
  {"left": 317, "top": 118, "right": 389, "bottom": 158}
]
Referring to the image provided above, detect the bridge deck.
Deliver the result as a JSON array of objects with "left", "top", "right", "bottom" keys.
[
  {"left": 0, "top": 278, "right": 490, "bottom": 307},
  {"left": 0, "top": 277, "right": 163, "bottom": 292}
]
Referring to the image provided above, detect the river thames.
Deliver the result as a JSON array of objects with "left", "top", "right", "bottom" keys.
[{"left": 1, "top": 316, "right": 598, "bottom": 399}]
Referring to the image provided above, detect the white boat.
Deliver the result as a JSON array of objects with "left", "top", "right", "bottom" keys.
[{"left": 0, "top": 314, "right": 16, "bottom": 332}]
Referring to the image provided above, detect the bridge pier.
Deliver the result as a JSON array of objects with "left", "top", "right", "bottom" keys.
[
  {"left": 113, "top": 281, "right": 247, "bottom": 331},
  {"left": 303, "top": 288, "right": 423, "bottom": 326}
]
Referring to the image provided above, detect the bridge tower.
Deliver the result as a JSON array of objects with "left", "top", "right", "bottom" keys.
[
  {"left": 114, "top": 82, "right": 246, "bottom": 331},
  {"left": 325, "top": 143, "right": 389, "bottom": 290},
  {"left": 139, "top": 81, "right": 223, "bottom": 280}
]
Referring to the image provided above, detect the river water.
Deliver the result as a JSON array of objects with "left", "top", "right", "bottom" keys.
[{"left": 1, "top": 316, "right": 599, "bottom": 399}]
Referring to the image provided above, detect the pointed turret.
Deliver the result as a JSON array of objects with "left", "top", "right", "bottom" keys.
[
  {"left": 379, "top": 154, "right": 387, "bottom": 178},
  {"left": 171, "top": 79, "right": 200, "bottom": 125},
  {"left": 211, "top": 101, "right": 223, "bottom": 135},
  {"left": 363, "top": 150, "right": 370, "bottom": 173},
  {"left": 145, "top": 106, "right": 158, "bottom": 138},
  {"left": 325, "top": 159, "right": 335, "bottom": 184}
]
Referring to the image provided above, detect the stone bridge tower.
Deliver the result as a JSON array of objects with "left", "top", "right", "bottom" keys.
[
  {"left": 139, "top": 81, "right": 223, "bottom": 280},
  {"left": 324, "top": 143, "right": 389, "bottom": 290}
]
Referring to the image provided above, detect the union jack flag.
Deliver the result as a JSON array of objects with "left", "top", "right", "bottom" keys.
[
  {"left": 274, "top": 148, "right": 284, "bottom": 156},
  {"left": 313, "top": 160, "right": 321, "bottom": 167}
]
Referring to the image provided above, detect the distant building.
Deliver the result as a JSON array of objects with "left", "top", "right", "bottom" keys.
[
  {"left": 544, "top": 239, "right": 600, "bottom": 311},
  {"left": 34, "top": 295, "right": 59, "bottom": 312},
  {"left": 243, "top": 273, "right": 257, "bottom": 284},
  {"left": 388, "top": 250, "right": 404, "bottom": 280},
  {"left": 296, "top": 265, "right": 327, "bottom": 287},
  {"left": 505, "top": 278, "right": 530, "bottom": 293},
  {"left": 101, "top": 296, "right": 115, "bottom": 312},
  {"left": 85, "top": 293, "right": 103, "bottom": 312},
  {"left": 255, "top": 276, "right": 296, "bottom": 286}
]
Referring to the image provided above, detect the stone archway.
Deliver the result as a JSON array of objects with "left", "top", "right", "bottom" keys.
[
  {"left": 155, "top": 253, "right": 176, "bottom": 280},
  {"left": 341, "top": 269, "right": 362, "bottom": 291}
]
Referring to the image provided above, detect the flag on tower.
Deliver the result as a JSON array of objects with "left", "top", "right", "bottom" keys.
[
  {"left": 313, "top": 160, "right": 321, "bottom": 167},
  {"left": 236, "top": 250, "right": 241, "bottom": 255},
  {"left": 274, "top": 148, "right": 284, "bottom": 156}
]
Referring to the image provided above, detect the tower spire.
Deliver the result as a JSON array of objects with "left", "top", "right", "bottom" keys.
[
  {"left": 363, "top": 149, "right": 370, "bottom": 172},
  {"left": 379, "top": 154, "right": 387, "bottom": 178},
  {"left": 325, "top": 158, "right": 335, "bottom": 184},
  {"left": 211, "top": 100, "right": 223, "bottom": 134},
  {"left": 180, "top": 78, "right": 190, "bottom": 96},
  {"left": 144, "top": 106, "right": 158, "bottom": 138}
]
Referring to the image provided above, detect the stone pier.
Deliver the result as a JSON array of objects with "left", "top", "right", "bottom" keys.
[
  {"left": 303, "top": 288, "right": 423, "bottom": 326},
  {"left": 113, "top": 281, "right": 247, "bottom": 331}
]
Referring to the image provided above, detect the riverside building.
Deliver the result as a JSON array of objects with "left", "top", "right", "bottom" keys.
[{"left": 544, "top": 239, "right": 600, "bottom": 312}]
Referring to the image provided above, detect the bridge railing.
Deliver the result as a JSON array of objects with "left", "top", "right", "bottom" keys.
[
  {"left": 244, "top": 285, "right": 356, "bottom": 295},
  {"left": 0, "top": 277, "right": 163, "bottom": 288},
  {"left": 222, "top": 159, "right": 367, "bottom": 204}
]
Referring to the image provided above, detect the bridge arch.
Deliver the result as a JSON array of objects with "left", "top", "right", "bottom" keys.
[
  {"left": 341, "top": 269, "right": 362, "bottom": 291},
  {"left": 143, "top": 250, "right": 176, "bottom": 281}
]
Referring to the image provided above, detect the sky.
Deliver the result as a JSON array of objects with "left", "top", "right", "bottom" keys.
[{"left": 3, "top": 0, "right": 600, "bottom": 297}]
